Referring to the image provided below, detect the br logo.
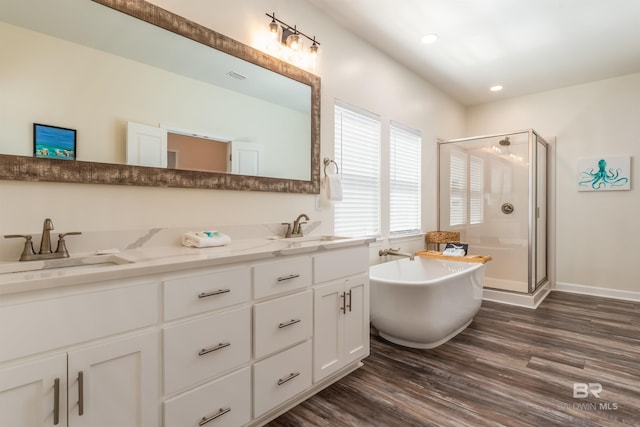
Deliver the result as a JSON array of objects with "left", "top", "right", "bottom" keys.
[{"left": 573, "top": 383, "right": 602, "bottom": 398}]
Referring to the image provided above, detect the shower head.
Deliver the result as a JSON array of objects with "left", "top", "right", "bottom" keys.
[{"left": 499, "top": 137, "right": 511, "bottom": 146}]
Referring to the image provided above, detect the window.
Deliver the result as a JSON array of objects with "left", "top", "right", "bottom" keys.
[
  {"left": 449, "top": 151, "right": 484, "bottom": 226},
  {"left": 449, "top": 150, "right": 466, "bottom": 226},
  {"left": 469, "top": 156, "right": 484, "bottom": 224},
  {"left": 334, "top": 102, "right": 381, "bottom": 237},
  {"left": 390, "top": 122, "right": 421, "bottom": 235}
]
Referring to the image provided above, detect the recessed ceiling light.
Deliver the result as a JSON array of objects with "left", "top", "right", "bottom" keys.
[
  {"left": 490, "top": 85, "right": 503, "bottom": 92},
  {"left": 421, "top": 33, "right": 439, "bottom": 44}
]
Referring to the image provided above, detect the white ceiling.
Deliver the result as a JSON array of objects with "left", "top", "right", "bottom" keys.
[{"left": 308, "top": 0, "right": 640, "bottom": 106}]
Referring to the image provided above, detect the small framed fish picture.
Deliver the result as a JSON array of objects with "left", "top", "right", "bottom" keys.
[
  {"left": 577, "top": 156, "right": 631, "bottom": 191},
  {"left": 33, "top": 123, "right": 76, "bottom": 160}
]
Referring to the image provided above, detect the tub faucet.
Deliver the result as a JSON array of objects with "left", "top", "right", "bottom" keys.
[{"left": 379, "top": 248, "right": 415, "bottom": 261}]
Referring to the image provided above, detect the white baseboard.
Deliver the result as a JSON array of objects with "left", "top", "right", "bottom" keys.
[
  {"left": 483, "top": 281, "right": 551, "bottom": 309},
  {"left": 554, "top": 282, "right": 640, "bottom": 302}
]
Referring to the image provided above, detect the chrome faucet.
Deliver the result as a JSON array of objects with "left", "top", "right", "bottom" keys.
[
  {"left": 379, "top": 248, "right": 415, "bottom": 261},
  {"left": 282, "top": 213, "right": 310, "bottom": 238},
  {"left": 4, "top": 218, "right": 81, "bottom": 261},
  {"left": 39, "top": 218, "right": 54, "bottom": 254}
]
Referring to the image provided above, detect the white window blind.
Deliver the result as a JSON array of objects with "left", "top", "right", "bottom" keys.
[
  {"left": 334, "top": 102, "right": 380, "bottom": 237},
  {"left": 390, "top": 122, "right": 421, "bottom": 235},
  {"left": 449, "top": 150, "right": 467, "bottom": 226},
  {"left": 470, "top": 155, "right": 484, "bottom": 224}
]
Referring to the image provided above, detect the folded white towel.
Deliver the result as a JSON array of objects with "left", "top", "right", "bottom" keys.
[
  {"left": 322, "top": 173, "right": 343, "bottom": 201},
  {"left": 182, "top": 231, "right": 231, "bottom": 248}
]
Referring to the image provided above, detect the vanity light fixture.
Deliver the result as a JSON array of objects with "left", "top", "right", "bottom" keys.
[{"left": 263, "top": 12, "right": 320, "bottom": 71}]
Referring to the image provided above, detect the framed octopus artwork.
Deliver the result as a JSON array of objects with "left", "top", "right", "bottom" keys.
[{"left": 577, "top": 155, "right": 631, "bottom": 191}]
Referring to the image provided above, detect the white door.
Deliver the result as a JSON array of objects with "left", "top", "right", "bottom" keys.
[
  {"left": 230, "top": 141, "right": 263, "bottom": 175},
  {"left": 68, "top": 331, "right": 159, "bottom": 427},
  {"left": 126, "top": 121, "right": 168, "bottom": 167},
  {"left": 313, "top": 281, "right": 345, "bottom": 382},
  {"left": 0, "top": 354, "right": 67, "bottom": 427},
  {"left": 344, "top": 275, "right": 369, "bottom": 364}
]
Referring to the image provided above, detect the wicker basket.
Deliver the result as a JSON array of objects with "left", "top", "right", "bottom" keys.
[{"left": 425, "top": 231, "right": 460, "bottom": 244}]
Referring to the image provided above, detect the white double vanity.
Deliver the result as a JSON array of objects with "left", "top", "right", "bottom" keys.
[{"left": 0, "top": 230, "right": 372, "bottom": 426}]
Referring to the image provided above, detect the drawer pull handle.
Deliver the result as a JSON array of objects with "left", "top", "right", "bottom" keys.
[
  {"left": 340, "top": 292, "right": 346, "bottom": 314},
  {"left": 198, "top": 342, "right": 231, "bottom": 356},
  {"left": 347, "top": 289, "right": 353, "bottom": 312},
  {"left": 198, "top": 289, "right": 231, "bottom": 299},
  {"left": 277, "top": 273, "right": 300, "bottom": 282},
  {"left": 278, "top": 318, "right": 301, "bottom": 329},
  {"left": 277, "top": 371, "right": 300, "bottom": 386},
  {"left": 53, "top": 378, "right": 60, "bottom": 425},
  {"left": 199, "top": 407, "right": 231, "bottom": 426},
  {"left": 78, "top": 371, "right": 84, "bottom": 416}
]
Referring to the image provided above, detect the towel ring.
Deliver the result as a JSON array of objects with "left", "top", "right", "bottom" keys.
[{"left": 323, "top": 158, "right": 339, "bottom": 176}]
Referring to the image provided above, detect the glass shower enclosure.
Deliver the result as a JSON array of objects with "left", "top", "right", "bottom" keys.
[{"left": 438, "top": 130, "right": 548, "bottom": 293}]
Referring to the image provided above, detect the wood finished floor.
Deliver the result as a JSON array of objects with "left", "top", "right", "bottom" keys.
[{"left": 268, "top": 291, "right": 640, "bottom": 427}]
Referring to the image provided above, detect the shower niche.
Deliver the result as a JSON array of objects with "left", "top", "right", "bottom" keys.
[{"left": 438, "top": 130, "right": 548, "bottom": 294}]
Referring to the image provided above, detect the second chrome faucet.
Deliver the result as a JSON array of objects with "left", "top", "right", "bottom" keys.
[{"left": 282, "top": 213, "right": 310, "bottom": 238}]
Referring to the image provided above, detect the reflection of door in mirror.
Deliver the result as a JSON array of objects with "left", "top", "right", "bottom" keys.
[
  {"left": 231, "top": 141, "right": 264, "bottom": 176},
  {"left": 126, "top": 122, "right": 168, "bottom": 168}
]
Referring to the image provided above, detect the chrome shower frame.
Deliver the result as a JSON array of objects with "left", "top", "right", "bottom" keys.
[{"left": 437, "top": 129, "right": 549, "bottom": 294}]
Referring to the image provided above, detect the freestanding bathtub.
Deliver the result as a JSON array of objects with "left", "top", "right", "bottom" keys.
[{"left": 369, "top": 257, "right": 486, "bottom": 349}]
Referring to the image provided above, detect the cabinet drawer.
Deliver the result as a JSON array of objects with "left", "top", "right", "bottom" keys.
[
  {"left": 0, "top": 282, "right": 158, "bottom": 363},
  {"left": 253, "top": 340, "right": 312, "bottom": 418},
  {"left": 254, "top": 256, "right": 311, "bottom": 299},
  {"left": 164, "top": 367, "right": 251, "bottom": 427},
  {"left": 163, "top": 306, "right": 251, "bottom": 395},
  {"left": 313, "top": 246, "right": 368, "bottom": 283},
  {"left": 254, "top": 290, "right": 312, "bottom": 359},
  {"left": 164, "top": 267, "right": 250, "bottom": 321}
]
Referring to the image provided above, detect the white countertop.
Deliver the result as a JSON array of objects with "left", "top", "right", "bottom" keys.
[{"left": 0, "top": 235, "right": 374, "bottom": 295}]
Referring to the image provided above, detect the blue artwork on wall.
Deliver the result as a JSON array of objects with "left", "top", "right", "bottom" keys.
[
  {"left": 577, "top": 156, "right": 630, "bottom": 191},
  {"left": 34, "top": 123, "right": 76, "bottom": 160}
]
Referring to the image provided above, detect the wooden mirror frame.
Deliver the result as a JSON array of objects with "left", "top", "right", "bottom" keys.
[{"left": 0, "top": 0, "right": 320, "bottom": 193}]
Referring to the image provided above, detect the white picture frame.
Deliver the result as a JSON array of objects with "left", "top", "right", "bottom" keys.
[{"left": 577, "top": 155, "right": 631, "bottom": 191}]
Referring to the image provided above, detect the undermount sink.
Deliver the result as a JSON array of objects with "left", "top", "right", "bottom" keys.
[
  {"left": 0, "top": 254, "right": 134, "bottom": 275},
  {"left": 281, "top": 235, "right": 351, "bottom": 247}
]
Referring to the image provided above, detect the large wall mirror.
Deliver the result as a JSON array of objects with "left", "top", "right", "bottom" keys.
[{"left": 0, "top": 0, "right": 320, "bottom": 193}]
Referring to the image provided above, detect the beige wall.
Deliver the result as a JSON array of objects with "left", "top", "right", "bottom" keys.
[{"left": 466, "top": 73, "right": 640, "bottom": 295}]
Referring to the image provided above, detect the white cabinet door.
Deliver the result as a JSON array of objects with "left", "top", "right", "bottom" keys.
[
  {"left": 313, "top": 281, "right": 345, "bottom": 381},
  {"left": 344, "top": 275, "right": 369, "bottom": 364},
  {"left": 68, "top": 331, "right": 159, "bottom": 427},
  {"left": 0, "top": 354, "right": 67, "bottom": 427},
  {"left": 313, "top": 274, "right": 370, "bottom": 382}
]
